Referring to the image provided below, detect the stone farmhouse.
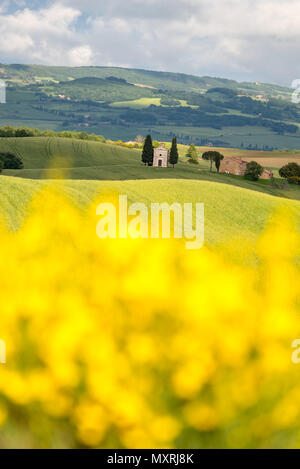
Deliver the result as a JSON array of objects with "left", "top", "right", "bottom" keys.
[
  {"left": 220, "top": 157, "right": 273, "bottom": 179},
  {"left": 220, "top": 157, "right": 247, "bottom": 176},
  {"left": 260, "top": 168, "right": 274, "bottom": 179},
  {"left": 153, "top": 145, "right": 169, "bottom": 167}
]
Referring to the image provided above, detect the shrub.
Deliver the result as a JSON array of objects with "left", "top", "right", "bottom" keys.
[
  {"left": 0, "top": 126, "right": 106, "bottom": 143},
  {"left": 244, "top": 161, "right": 263, "bottom": 181},
  {"left": 186, "top": 144, "right": 197, "bottom": 159},
  {"left": 15, "top": 127, "right": 35, "bottom": 137},
  {"left": 0, "top": 126, "right": 17, "bottom": 137},
  {"left": 188, "top": 157, "right": 199, "bottom": 164},
  {"left": 279, "top": 163, "right": 300, "bottom": 182},
  {"left": 186, "top": 144, "right": 198, "bottom": 165},
  {"left": 288, "top": 176, "right": 300, "bottom": 185},
  {"left": 0, "top": 152, "right": 23, "bottom": 169}
]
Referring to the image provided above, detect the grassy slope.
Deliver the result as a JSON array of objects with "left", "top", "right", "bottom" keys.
[
  {"left": 1, "top": 137, "right": 300, "bottom": 201},
  {"left": 0, "top": 137, "right": 138, "bottom": 169},
  {"left": 1, "top": 176, "right": 299, "bottom": 246},
  {"left": 1, "top": 137, "right": 300, "bottom": 244}
]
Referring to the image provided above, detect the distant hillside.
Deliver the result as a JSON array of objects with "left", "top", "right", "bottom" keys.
[
  {"left": 0, "top": 64, "right": 292, "bottom": 98},
  {"left": 0, "top": 64, "right": 299, "bottom": 149}
]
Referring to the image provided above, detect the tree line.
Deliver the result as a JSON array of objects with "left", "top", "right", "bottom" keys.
[
  {"left": 120, "top": 107, "right": 298, "bottom": 134},
  {"left": 0, "top": 126, "right": 106, "bottom": 143}
]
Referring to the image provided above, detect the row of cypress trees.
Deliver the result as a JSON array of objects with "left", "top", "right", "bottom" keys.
[{"left": 141, "top": 135, "right": 179, "bottom": 168}]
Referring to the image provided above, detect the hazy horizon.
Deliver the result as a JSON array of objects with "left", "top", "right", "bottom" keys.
[
  {"left": 0, "top": 0, "right": 300, "bottom": 87},
  {"left": 0, "top": 61, "right": 292, "bottom": 88}
]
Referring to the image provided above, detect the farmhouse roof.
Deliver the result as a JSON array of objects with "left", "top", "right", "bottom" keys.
[
  {"left": 262, "top": 168, "right": 273, "bottom": 175},
  {"left": 227, "top": 156, "right": 248, "bottom": 164}
]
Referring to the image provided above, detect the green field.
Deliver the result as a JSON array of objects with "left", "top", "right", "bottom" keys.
[
  {"left": 110, "top": 98, "right": 198, "bottom": 109},
  {"left": 2, "top": 63, "right": 300, "bottom": 149},
  {"left": 1, "top": 137, "right": 299, "bottom": 200},
  {"left": 110, "top": 97, "right": 162, "bottom": 109},
  {"left": 1, "top": 176, "right": 300, "bottom": 246},
  {"left": 1, "top": 136, "right": 300, "bottom": 244},
  {"left": 0, "top": 137, "right": 139, "bottom": 170}
]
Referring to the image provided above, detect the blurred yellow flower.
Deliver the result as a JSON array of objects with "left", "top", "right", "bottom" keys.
[{"left": 0, "top": 189, "right": 298, "bottom": 449}]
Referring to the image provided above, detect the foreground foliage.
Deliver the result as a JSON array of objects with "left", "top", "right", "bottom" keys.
[
  {"left": 279, "top": 162, "right": 300, "bottom": 185},
  {"left": 0, "top": 190, "right": 299, "bottom": 448},
  {"left": 245, "top": 161, "right": 264, "bottom": 181},
  {"left": 0, "top": 152, "right": 23, "bottom": 171}
]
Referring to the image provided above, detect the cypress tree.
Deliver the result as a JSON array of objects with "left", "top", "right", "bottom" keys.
[
  {"left": 141, "top": 134, "right": 154, "bottom": 166},
  {"left": 169, "top": 137, "right": 179, "bottom": 168}
]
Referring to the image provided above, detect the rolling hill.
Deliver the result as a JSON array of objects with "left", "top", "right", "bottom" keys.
[
  {"left": 0, "top": 136, "right": 299, "bottom": 245},
  {"left": 1, "top": 175, "right": 299, "bottom": 247},
  {"left": 1, "top": 136, "right": 299, "bottom": 201},
  {"left": 0, "top": 64, "right": 292, "bottom": 98},
  {"left": 0, "top": 136, "right": 138, "bottom": 170},
  {"left": 0, "top": 64, "right": 299, "bottom": 149}
]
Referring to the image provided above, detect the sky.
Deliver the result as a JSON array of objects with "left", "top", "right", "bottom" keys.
[{"left": 0, "top": 0, "right": 300, "bottom": 86}]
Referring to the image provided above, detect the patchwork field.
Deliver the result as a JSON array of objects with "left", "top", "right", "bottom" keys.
[
  {"left": 173, "top": 143, "right": 300, "bottom": 162},
  {"left": 2, "top": 64, "right": 300, "bottom": 149},
  {"left": 241, "top": 156, "right": 300, "bottom": 168}
]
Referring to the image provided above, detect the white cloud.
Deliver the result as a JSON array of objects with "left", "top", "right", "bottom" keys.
[
  {"left": 68, "top": 45, "right": 94, "bottom": 66},
  {"left": 80, "top": 0, "right": 300, "bottom": 84},
  {"left": 0, "top": 2, "right": 93, "bottom": 66},
  {"left": 1, "top": 0, "right": 300, "bottom": 84}
]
